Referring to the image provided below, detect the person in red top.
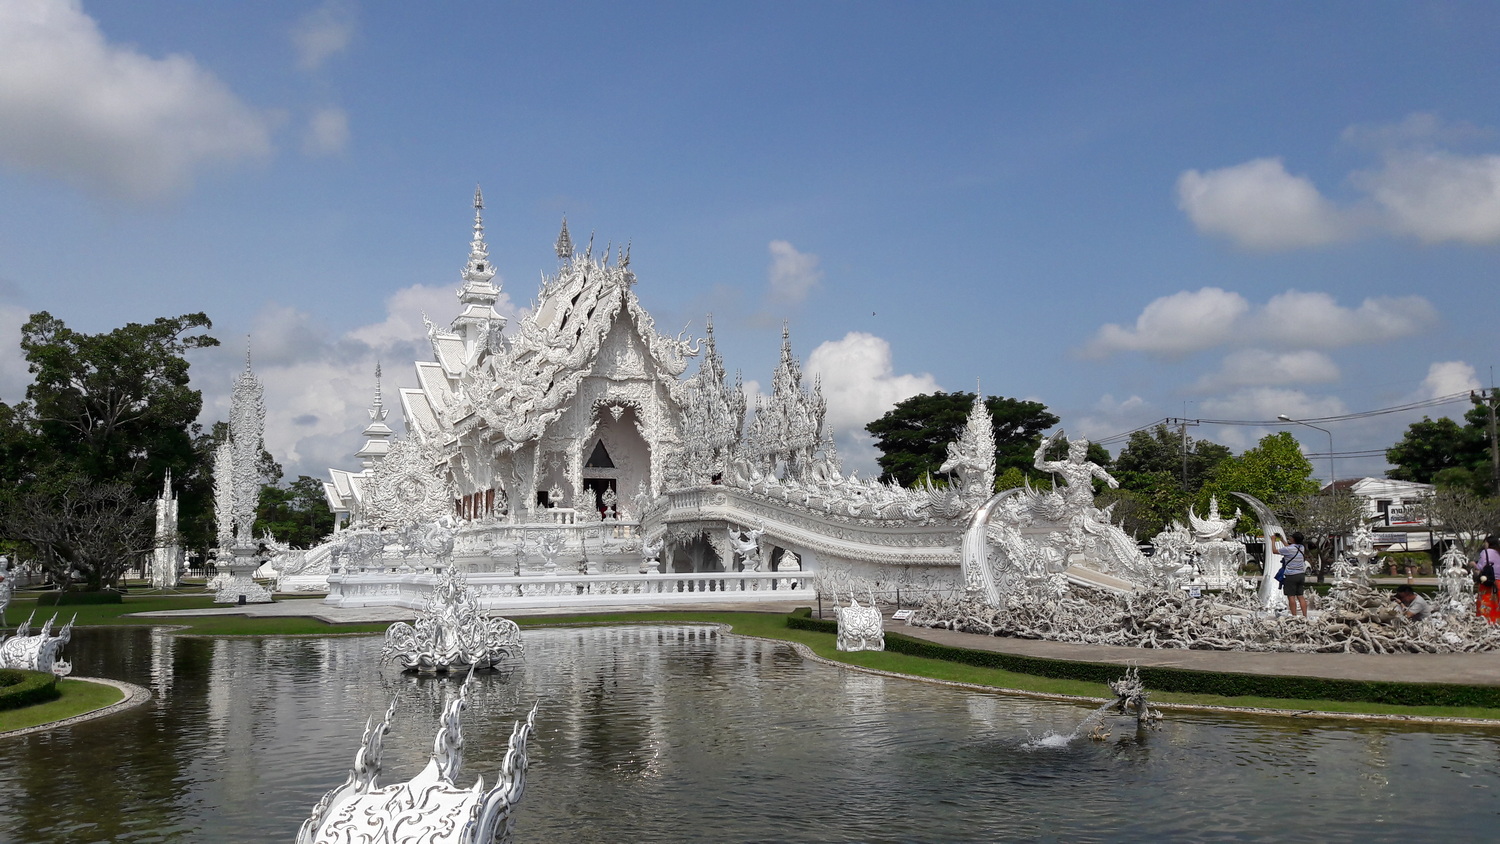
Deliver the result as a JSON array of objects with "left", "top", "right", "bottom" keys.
[{"left": 1475, "top": 536, "right": 1500, "bottom": 624}]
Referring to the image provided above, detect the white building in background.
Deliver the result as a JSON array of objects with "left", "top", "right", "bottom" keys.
[{"left": 1331, "top": 477, "right": 1436, "bottom": 551}]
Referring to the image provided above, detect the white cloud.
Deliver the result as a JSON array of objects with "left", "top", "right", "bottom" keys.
[
  {"left": 767, "top": 240, "right": 822, "bottom": 303},
  {"left": 1081, "top": 287, "right": 1249, "bottom": 358},
  {"left": 1190, "top": 349, "right": 1340, "bottom": 392},
  {"left": 1356, "top": 151, "right": 1500, "bottom": 244},
  {"left": 1419, "top": 361, "right": 1480, "bottom": 399},
  {"left": 1084, "top": 287, "right": 1437, "bottom": 360},
  {"left": 1176, "top": 158, "right": 1352, "bottom": 250},
  {"left": 1074, "top": 394, "right": 1150, "bottom": 448},
  {"left": 1257, "top": 290, "right": 1437, "bottom": 347},
  {"left": 0, "top": 302, "right": 33, "bottom": 403},
  {"left": 804, "top": 331, "right": 940, "bottom": 475},
  {"left": 303, "top": 107, "right": 349, "bottom": 156},
  {"left": 291, "top": 0, "right": 356, "bottom": 71},
  {"left": 0, "top": 0, "right": 272, "bottom": 199},
  {"left": 1196, "top": 388, "right": 1349, "bottom": 451}
]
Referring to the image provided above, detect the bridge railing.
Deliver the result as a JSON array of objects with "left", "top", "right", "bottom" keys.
[{"left": 326, "top": 569, "right": 813, "bottom": 610}]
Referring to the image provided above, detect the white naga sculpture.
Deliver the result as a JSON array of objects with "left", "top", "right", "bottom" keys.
[
  {"left": 382, "top": 567, "right": 524, "bottom": 674},
  {"left": 0, "top": 612, "right": 73, "bottom": 676},
  {"left": 835, "top": 593, "right": 885, "bottom": 652},
  {"left": 215, "top": 353, "right": 274, "bottom": 604},
  {"left": 298, "top": 683, "right": 537, "bottom": 844},
  {"left": 152, "top": 469, "right": 182, "bottom": 589},
  {"left": 728, "top": 522, "right": 765, "bottom": 572}
]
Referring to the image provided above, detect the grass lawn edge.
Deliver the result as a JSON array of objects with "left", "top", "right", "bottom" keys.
[{"left": 0, "top": 677, "right": 147, "bottom": 737}]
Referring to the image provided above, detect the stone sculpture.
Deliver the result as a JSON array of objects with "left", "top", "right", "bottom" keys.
[
  {"left": 938, "top": 393, "right": 996, "bottom": 509},
  {"left": 835, "top": 594, "right": 885, "bottom": 652},
  {"left": 152, "top": 469, "right": 182, "bottom": 589},
  {"left": 0, "top": 611, "right": 73, "bottom": 676},
  {"left": 214, "top": 352, "right": 273, "bottom": 604},
  {"left": 298, "top": 682, "right": 538, "bottom": 844},
  {"left": 728, "top": 522, "right": 765, "bottom": 572},
  {"left": 0, "top": 555, "right": 11, "bottom": 621},
  {"left": 382, "top": 567, "right": 524, "bottom": 674}
]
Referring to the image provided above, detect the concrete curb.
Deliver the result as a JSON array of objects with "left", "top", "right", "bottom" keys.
[{"left": 0, "top": 677, "right": 152, "bottom": 740}]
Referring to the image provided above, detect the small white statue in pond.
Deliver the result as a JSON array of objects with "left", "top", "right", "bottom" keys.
[
  {"left": 729, "top": 522, "right": 765, "bottom": 572},
  {"left": 835, "top": 593, "right": 885, "bottom": 652}
]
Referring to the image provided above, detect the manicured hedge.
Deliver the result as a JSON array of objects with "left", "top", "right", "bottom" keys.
[
  {"left": 36, "top": 590, "right": 123, "bottom": 606},
  {"left": 785, "top": 610, "right": 1500, "bottom": 708},
  {"left": 0, "top": 669, "right": 61, "bottom": 711}
]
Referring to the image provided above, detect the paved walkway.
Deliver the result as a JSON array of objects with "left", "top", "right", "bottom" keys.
[{"left": 129, "top": 598, "right": 1500, "bottom": 688}]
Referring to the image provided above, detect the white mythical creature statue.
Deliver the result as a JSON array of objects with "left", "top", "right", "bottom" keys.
[
  {"left": 835, "top": 592, "right": 885, "bottom": 652},
  {"left": 640, "top": 535, "right": 664, "bottom": 574},
  {"left": 1186, "top": 496, "right": 1248, "bottom": 588},
  {"left": 1187, "top": 497, "right": 1240, "bottom": 542},
  {"left": 0, "top": 611, "right": 74, "bottom": 676},
  {"left": 298, "top": 681, "right": 538, "bottom": 844},
  {"left": 382, "top": 567, "right": 524, "bottom": 674},
  {"left": 728, "top": 522, "right": 766, "bottom": 572},
  {"left": 938, "top": 393, "right": 996, "bottom": 509}
]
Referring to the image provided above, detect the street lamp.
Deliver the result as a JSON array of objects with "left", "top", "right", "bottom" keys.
[{"left": 1277, "top": 414, "right": 1336, "bottom": 492}]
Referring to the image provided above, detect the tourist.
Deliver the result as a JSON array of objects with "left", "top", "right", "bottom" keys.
[
  {"left": 1474, "top": 536, "right": 1500, "bottom": 624},
  {"left": 1272, "top": 531, "right": 1309, "bottom": 617},
  {"left": 1393, "top": 585, "right": 1431, "bottom": 621}
]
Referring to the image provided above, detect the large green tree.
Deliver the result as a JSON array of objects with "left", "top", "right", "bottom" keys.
[
  {"left": 1098, "top": 424, "right": 1234, "bottom": 538},
  {"left": 0, "top": 311, "right": 218, "bottom": 586},
  {"left": 1203, "top": 431, "right": 1320, "bottom": 514},
  {"left": 865, "top": 391, "right": 1059, "bottom": 487},
  {"left": 1387, "top": 397, "right": 1498, "bottom": 494}
]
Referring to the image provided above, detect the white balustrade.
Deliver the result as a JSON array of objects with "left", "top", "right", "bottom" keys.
[{"left": 326, "top": 569, "right": 813, "bottom": 609}]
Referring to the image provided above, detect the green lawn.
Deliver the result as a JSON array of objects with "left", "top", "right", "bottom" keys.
[
  {"left": 3, "top": 592, "right": 388, "bottom": 636},
  {"left": 0, "top": 678, "right": 124, "bottom": 733}
]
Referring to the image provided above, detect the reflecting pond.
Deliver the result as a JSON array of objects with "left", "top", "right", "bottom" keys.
[{"left": 1, "top": 625, "right": 1499, "bottom": 842}]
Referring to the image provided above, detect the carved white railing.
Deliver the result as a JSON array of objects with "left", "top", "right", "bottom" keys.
[{"left": 326, "top": 569, "right": 813, "bottom": 609}]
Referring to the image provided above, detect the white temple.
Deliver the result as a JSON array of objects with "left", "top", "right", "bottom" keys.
[{"left": 315, "top": 190, "right": 1187, "bottom": 611}]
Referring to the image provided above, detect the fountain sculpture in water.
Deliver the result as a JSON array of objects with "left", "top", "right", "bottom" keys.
[
  {"left": 0, "top": 611, "right": 73, "bottom": 676},
  {"left": 297, "top": 679, "right": 538, "bottom": 844},
  {"left": 382, "top": 567, "right": 525, "bottom": 674}
]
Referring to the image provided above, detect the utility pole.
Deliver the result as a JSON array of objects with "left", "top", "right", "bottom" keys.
[
  {"left": 1166, "top": 416, "right": 1200, "bottom": 490},
  {"left": 1475, "top": 388, "right": 1500, "bottom": 495}
]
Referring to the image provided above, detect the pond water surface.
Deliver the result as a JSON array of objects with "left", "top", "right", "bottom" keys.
[{"left": 0, "top": 625, "right": 1498, "bottom": 843}]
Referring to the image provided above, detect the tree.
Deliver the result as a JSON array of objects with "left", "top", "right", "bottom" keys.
[
  {"left": 1278, "top": 490, "right": 1367, "bottom": 580},
  {"left": 1415, "top": 489, "right": 1500, "bottom": 556},
  {"left": 1114, "top": 423, "right": 1232, "bottom": 491},
  {"left": 0, "top": 312, "right": 218, "bottom": 587},
  {"left": 1387, "top": 399, "right": 1495, "bottom": 494},
  {"left": 256, "top": 475, "right": 336, "bottom": 548},
  {"left": 866, "top": 391, "right": 1059, "bottom": 487},
  {"left": 2, "top": 482, "right": 154, "bottom": 590},
  {"left": 1203, "top": 432, "right": 1320, "bottom": 518}
]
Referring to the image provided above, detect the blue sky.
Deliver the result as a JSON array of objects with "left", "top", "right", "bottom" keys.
[{"left": 2, "top": 0, "right": 1498, "bottom": 482}]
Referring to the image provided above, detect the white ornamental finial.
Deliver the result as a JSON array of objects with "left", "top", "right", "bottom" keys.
[{"left": 555, "top": 215, "right": 572, "bottom": 260}]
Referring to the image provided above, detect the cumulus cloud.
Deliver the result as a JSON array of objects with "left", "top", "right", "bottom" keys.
[
  {"left": 197, "top": 281, "right": 526, "bottom": 478},
  {"left": 0, "top": 301, "right": 33, "bottom": 404},
  {"left": 1196, "top": 388, "right": 1349, "bottom": 451},
  {"left": 767, "top": 240, "right": 822, "bottom": 303},
  {"left": 303, "top": 106, "right": 349, "bottom": 155},
  {"left": 0, "top": 0, "right": 272, "bottom": 199},
  {"left": 1083, "top": 287, "right": 1436, "bottom": 359},
  {"left": 1176, "top": 158, "right": 1353, "bottom": 250},
  {"left": 1180, "top": 115, "right": 1500, "bottom": 248},
  {"left": 1419, "top": 361, "right": 1481, "bottom": 399},
  {"left": 1191, "top": 349, "right": 1340, "bottom": 392},
  {"left": 1356, "top": 151, "right": 1500, "bottom": 244},
  {"left": 291, "top": 0, "right": 356, "bottom": 71},
  {"left": 804, "top": 332, "right": 940, "bottom": 474},
  {"left": 1080, "top": 287, "right": 1250, "bottom": 359}
]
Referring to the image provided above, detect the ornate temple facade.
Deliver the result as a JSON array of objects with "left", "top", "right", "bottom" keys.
[{"left": 318, "top": 190, "right": 981, "bottom": 608}]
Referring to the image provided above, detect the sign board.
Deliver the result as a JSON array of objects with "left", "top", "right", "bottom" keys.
[{"left": 891, "top": 609, "right": 915, "bottom": 622}]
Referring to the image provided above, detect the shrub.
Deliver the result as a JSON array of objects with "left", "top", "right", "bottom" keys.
[
  {"left": 0, "top": 669, "right": 61, "bottom": 711},
  {"left": 36, "top": 591, "right": 123, "bottom": 606}
]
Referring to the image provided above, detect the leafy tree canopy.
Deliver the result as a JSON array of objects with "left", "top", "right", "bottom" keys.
[
  {"left": 865, "top": 391, "right": 1059, "bottom": 487},
  {"left": 1386, "top": 399, "right": 1496, "bottom": 494},
  {"left": 1203, "top": 431, "right": 1320, "bottom": 512},
  {"left": 256, "top": 475, "right": 336, "bottom": 549},
  {"left": 1113, "top": 423, "right": 1232, "bottom": 492}
]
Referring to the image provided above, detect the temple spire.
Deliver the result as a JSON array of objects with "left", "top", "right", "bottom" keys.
[
  {"left": 356, "top": 363, "right": 393, "bottom": 468},
  {"left": 555, "top": 215, "right": 572, "bottom": 260}
]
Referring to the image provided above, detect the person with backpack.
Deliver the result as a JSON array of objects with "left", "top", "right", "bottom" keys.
[
  {"left": 1272, "top": 531, "right": 1309, "bottom": 617},
  {"left": 1474, "top": 535, "right": 1500, "bottom": 624}
]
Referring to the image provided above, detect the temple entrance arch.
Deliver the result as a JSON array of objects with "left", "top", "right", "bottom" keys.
[{"left": 583, "top": 402, "right": 650, "bottom": 519}]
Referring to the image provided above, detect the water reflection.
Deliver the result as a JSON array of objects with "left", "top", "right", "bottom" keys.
[{"left": 0, "top": 625, "right": 1499, "bottom": 842}]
